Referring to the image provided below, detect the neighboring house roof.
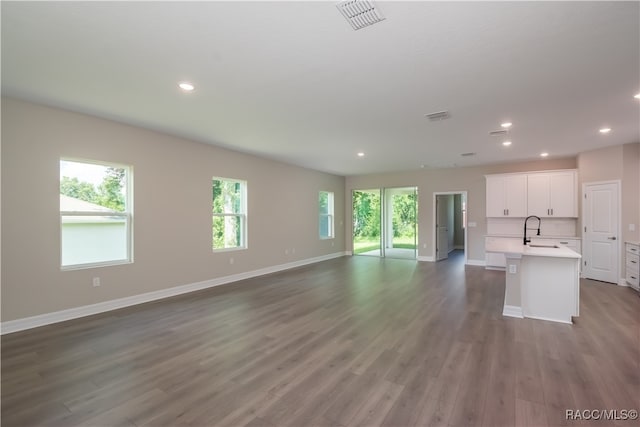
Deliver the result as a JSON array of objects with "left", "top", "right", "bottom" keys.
[{"left": 60, "top": 194, "right": 116, "bottom": 213}]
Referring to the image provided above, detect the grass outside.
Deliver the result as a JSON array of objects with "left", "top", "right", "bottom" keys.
[{"left": 353, "top": 236, "right": 417, "bottom": 254}]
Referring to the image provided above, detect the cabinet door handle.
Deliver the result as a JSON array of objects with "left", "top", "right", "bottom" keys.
[
  {"left": 506, "top": 209, "right": 509, "bottom": 216},
  {"left": 631, "top": 260, "right": 638, "bottom": 264},
  {"left": 504, "top": 209, "right": 507, "bottom": 216},
  {"left": 560, "top": 241, "right": 569, "bottom": 245},
  {"left": 547, "top": 209, "right": 550, "bottom": 215},
  {"left": 608, "top": 236, "right": 617, "bottom": 240},
  {"left": 551, "top": 208, "right": 554, "bottom": 215}
]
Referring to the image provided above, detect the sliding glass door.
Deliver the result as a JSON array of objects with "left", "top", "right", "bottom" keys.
[
  {"left": 352, "top": 187, "right": 417, "bottom": 259},
  {"left": 352, "top": 189, "right": 382, "bottom": 256}
]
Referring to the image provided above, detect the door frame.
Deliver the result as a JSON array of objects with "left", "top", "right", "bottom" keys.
[
  {"left": 432, "top": 191, "right": 468, "bottom": 265},
  {"left": 581, "top": 180, "right": 622, "bottom": 285}
]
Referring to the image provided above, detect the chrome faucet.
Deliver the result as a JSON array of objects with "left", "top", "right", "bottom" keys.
[{"left": 524, "top": 215, "right": 541, "bottom": 245}]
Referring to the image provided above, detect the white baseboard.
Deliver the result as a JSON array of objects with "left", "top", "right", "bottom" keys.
[
  {"left": 465, "top": 259, "right": 486, "bottom": 267},
  {"left": 345, "top": 251, "right": 353, "bottom": 256},
  {"left": 454, "top": 245, "right": 465, "bottom": 250},
  {"left": 486, "top": 266, "right": 506, "bottom": 271},
  {"left": 503, "top": 305, "right": 523, "bottom": 319},
  {"left": 1, "top": 251, "right": 348, "bottom": 335},
  {"left": 417, "top": 256, "right": 435, "bottom": 262}
]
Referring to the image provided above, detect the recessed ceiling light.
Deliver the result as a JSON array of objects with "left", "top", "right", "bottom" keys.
[
  {"left": 540, "top": 152, "right": 549, "bottom": 157},
  {"left": 502, "top": 141, "right": 512, "bottom": 146},
  {"left": 599, "top": 127, "right": 611, "bottom": 134},
  {"left": 178, "top": 82, "right": 195, "bottom": 92},
  {"left": 501, "top": 122, "right": 512, "bottom": 128},
  {"left": 635, "top": 93, "right": 640, "bottom": 99},
  {"left": 357, "top": 152, "right": 365, "bottom": 157}
]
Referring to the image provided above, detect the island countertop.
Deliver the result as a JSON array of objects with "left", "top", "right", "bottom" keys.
[{"left": 486, "top": 239, "right": 581, "bottom": 259}]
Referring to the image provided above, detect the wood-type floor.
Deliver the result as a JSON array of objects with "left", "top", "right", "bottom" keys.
[{"left": 2, "top": 252, "right": 639, "bottom": 426}]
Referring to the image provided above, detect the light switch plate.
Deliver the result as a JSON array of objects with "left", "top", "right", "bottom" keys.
[
  {"left": 508, "top": 264, "right": 517, "bottom": 274},
  {"left": 468, "top": 221, "right": 477, "bottom": 227}
]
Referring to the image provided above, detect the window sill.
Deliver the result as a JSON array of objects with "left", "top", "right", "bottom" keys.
[
  {"left": 212, "top": 247, "right": 248, "bottom": 253},
  {"left": 61, "top": 259, "right": 132, "bottom": 271}
]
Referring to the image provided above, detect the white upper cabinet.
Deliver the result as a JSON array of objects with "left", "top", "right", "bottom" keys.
[
  {"left": 486, "top": 170, "right": 577, "bottom": 218},
  {"left": 527, "top": 171, "right": 577, "bottom": 217},
  {"left": 486, "top": 174, "right": 527, "bottom": 217}
]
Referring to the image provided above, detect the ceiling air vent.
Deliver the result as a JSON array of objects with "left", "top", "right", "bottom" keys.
[
  {"left": 489, "top": 129, "right": 508, "bottom": 136},
  {"left": 425, "top": 111, "right": 451, "bottom": 122},
  {"left": 337, "top": 0, "right": 385, "bottom": 31}
]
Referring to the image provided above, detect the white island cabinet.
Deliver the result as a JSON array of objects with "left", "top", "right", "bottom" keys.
[{"left": 486, "top": 240, "right": 581, "bottom": 324}]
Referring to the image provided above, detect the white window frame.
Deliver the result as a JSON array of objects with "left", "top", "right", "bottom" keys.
[
  {"left": 319, "top": 191, "right": 335, "bottom": 240},
  {"left": 212, "top": 177, "right": 247, "bottom": 251},
  {"left": 60, "top": 158, "right": 133, "bottom": 270}
]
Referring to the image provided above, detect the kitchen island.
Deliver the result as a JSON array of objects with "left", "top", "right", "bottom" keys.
[{"left": 486, "top": 239, "right": 582, "bottom": 324}]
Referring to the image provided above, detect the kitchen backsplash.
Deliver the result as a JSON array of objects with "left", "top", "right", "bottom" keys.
[{"left": 487, "top": 217, "right": 578, "bottom": 237}]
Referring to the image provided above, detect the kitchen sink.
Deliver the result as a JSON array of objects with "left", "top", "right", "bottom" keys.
[{"left": 528, "top": 244, "right": 559, "bottom": 248}]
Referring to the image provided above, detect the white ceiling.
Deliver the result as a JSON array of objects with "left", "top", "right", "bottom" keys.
[{"left": 2, "top": 1, "right": 639, "bottom": 176}]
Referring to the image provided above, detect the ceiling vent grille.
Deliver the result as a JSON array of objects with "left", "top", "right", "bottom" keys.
[
  {"left": 489, "top": 129, "right": 508, "bottom": 136},
  {"left": 425, "top": 111, "right": 450, "bottom": 122},
  {"left": 337, "top": 0, "right": 385, "bottom": 31}
]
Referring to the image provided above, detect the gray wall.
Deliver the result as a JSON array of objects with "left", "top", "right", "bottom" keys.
[
  {"left": 578, "top": 143, "right": 640, "bottom": 275},
  {"left": 453, "top": 194, "right": 464, "bottom": 249},
  {"left": 1, "top": 98, "right": 345, "bottom": 321}
]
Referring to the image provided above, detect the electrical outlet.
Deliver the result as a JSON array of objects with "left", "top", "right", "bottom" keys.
[
  {"left": 92, "top": 277, "right": 101, "bottom": 287},
  {"left": 285, "top": 249, "right": 289, "bottom": 255},
  {"left": 331, "top": 242, "right": 334, "bottom": 247},
  {"left": 292, "top": 247, "right": 296, "bottom": 254},
  {"left": 468, "top": 221, "right": 477, "bottom": 227},
  {"left": 423, "top": 243, "right": 427, "bottom": 249},
  {"left": 508, "top": 265, "right": 517, "bottom": 274},
  {"left": 229, "top": 257, "right": 234, "bottom": 265}
]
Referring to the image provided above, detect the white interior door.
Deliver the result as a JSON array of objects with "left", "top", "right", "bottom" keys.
[
  {"left": 436, "top": 195, "right": 449, "bottom": 261},
  {"left": 583, "top": 182, "right": 619, "bottom": 284}
]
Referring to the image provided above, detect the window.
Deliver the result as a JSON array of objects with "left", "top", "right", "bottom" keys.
[
  {"left": 60, "top": 159, "right": 132, "bottom": 269},
  {"left": 212, "top": 177, "right": 247, "bottom": 250},
  {"left": 319, "top": 191, "right": 334, "bottom": 239}
]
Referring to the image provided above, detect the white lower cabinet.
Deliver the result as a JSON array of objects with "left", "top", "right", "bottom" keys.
[
  {"left": 626, "top": 242, "right": 639, "bottom": 290},
  {"left": 485, "top": 237, "right": 521, "bottom": 269}
]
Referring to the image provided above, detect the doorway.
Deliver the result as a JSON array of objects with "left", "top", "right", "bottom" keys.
[
  {"left": 352, "top": 187, "right": 417, "bottom": 259},
  {"left": 582, "top": 181, "right": 620, "bottom": 284},
  {"left": 433, "top": 192, "right": 467, "bottom": 263}
]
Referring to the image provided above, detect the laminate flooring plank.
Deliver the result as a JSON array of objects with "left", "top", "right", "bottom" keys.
[
  {"left": 514, "top": 341, "right": 545, "bottom": 404},
  {"left": 515, "top": 398, "right": 549, "bottom": 427},
  {"left": 447, "top": 325, "right": 495, "bottom": 426}
]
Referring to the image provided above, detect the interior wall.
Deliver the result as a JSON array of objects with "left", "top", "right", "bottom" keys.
[
  {"left": 1, "top": 98, "right": 346, "bottom": 322},
  {"left": 622, "top": 143, "right": 640, "bottom": 243},
  {"left": 346, "top": 157, "right": 577, "bottom": 262},
  {"left": 446, "top": 195, "right": 455, "bottom": 252},
  {"left": 453, "top": 194, "right": 464, "bottom": 249},
  {"left": 578, "top": 142, "right": 640, "bottom": 277}
]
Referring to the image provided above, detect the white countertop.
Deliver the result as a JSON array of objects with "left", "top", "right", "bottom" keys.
[{"left": 486, "top": 239, "right": 581, "bottom": 259}]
